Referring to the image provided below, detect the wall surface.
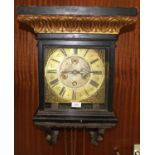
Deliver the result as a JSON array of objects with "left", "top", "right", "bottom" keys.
[{"left": 15, "top": 0, "right": 140, "bottom": 155}]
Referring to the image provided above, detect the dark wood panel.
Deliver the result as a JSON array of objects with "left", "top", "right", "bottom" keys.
[
  {"left": 16, "top": 6, "right": 137, "bottom": 16},
  {"left": 14, "top": 0, "right": 140, "bottom": 155}
]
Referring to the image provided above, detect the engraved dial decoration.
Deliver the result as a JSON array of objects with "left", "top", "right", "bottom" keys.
[{"left": 45, "top": 48, "right": 105, "bottom": 102}]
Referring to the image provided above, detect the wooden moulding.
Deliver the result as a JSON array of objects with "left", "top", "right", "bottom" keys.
[
  {"left": 18, "top": 15, "right": 137, "bottom": 34},
  {"left": 17, "top": 6, "right": 137, "bottom": 34}
]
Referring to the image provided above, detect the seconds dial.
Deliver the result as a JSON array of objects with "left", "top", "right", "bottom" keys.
[{"left": 45, "top": 48, "right": 105, "bottom": 102}]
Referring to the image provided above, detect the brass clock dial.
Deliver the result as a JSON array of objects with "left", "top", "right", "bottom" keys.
[{"left": 45, "top": 48, "right": 105, "bottom": 103}]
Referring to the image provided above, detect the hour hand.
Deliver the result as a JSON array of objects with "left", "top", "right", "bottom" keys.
[
  {"left": 80, "top": 69, "right": 102, "bottom": 75},
  {"left": 61, "top": 70, "right": 73, "bottom": 74},
  {"left": 80, "top": 68, "right": 90, "bottom": 74}
]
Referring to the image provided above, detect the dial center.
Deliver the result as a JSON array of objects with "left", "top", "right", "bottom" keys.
[
  {"left": 72, "top": 69, "right": 79, "bottom": 75},
  {"left": 58, "top": 56, "right": 91, "bottom": 88}
]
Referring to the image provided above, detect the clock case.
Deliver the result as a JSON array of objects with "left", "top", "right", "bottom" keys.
[
  {"left": 17, "top": 6, "right": 137, "bottom": 145},
  {"left": 34, "top": 33, "right": 117, "bottom": 145}
]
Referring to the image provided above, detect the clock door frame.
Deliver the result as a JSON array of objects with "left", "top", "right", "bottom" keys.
[{"left": 34, "top": 34, "right": 117, "bottom": 141}]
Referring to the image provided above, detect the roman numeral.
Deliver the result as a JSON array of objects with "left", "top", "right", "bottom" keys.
[
  {"left": 90, "top": 58, "right": 99, "bottom": 64},
  {"left": 84, "top": 89, "right": 89, "bottom": 96},
  {"left": 73, "top": 49, "right": 78, "bottom": 55},
  {"left": 47, "top": 69, "right": 57, "bottom": 73},
  {"left": 50, "top": 79, "right": 59, "bottom": 87},
  {"left": 92, "top": 71, "right": 102, "bottom": 75},
  {"left": 90, "top": 80, "right": 99, "bottom": 88},
  {"left": 59, "top": 86, "right": 66, "bottom": 97},
  {"left": 51, "top": 59, "right": 60, "bottom": 63},
  {"left": 72, "top": 90, "right": 76, "bottom": 101},
  {"left": 60, "top": 49, "right": 67, "bottom": 57},
  {"left": 84, "top": 49, "right": 88, "bottom": 57}
]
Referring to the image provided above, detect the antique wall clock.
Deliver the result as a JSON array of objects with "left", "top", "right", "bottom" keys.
[{"left": 17, "top": 6, "right": 137, "bottom": 145}]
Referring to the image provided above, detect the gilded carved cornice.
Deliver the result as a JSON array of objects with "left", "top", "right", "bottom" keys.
[{"left": 18, "top": 15, "right": 137, "bottom": 34}]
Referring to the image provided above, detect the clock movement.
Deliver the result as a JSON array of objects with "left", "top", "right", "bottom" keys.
[{"left": 17, "top": 6, "right": 137, "bottom": 145}]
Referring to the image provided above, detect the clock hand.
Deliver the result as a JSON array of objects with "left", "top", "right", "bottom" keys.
[
  {"left": 79, "top": 69, "right": 102, "bottom": 75},
  {"left": 61, "top": 71, "right": 73, "bottom": 74},
  {"left": 61, "top": 70, "right": 80, "bottom": 75},
  {"left": 79, "top": 69, "right": 90, "bottom": 74},
  {"left": 61, "top": 69, "right": 101, "bottom": 75}
]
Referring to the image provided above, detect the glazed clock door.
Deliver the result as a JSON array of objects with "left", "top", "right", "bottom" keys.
[{"left": 44, "top": 48, "right": 106, "bottom": 104}]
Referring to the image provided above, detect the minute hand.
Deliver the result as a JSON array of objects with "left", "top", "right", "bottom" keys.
[
  {"left": 80, "top": 70, "right": 102, "bottom": 75},
  {"left": 61, "top": 71, "right": 73, "bottom": 74}
]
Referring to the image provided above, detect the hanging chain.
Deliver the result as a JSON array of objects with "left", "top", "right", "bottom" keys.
[
  {"left": 73, "top": 128, "right": 77, "bottom": 155},
  {"left": 65, "top": 127, "right": 85, "bottom": 155},
  {"left": 64, "top": 128, "right": 68, "bottom": 155},
  {"left": 83, "top": 128, "right": 86, "bottom": 155},
  {"left": 71, "top": 128, "right": 73, "bottom": 155}
]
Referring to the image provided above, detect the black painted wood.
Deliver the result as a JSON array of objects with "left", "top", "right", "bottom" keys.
[
  {"left": 36, "top": 34, "right": 118, "bottom": 40},
  {"left": 16, "top": 6, "right": 137, "bottom": 16}
]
